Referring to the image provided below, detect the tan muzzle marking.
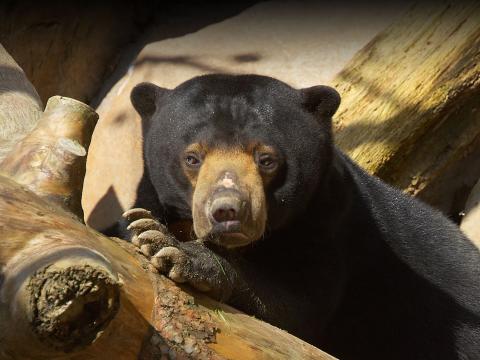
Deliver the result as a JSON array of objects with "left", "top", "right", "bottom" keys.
[{"left": 191, "top": 148, "right": 267, "bottom": 244}]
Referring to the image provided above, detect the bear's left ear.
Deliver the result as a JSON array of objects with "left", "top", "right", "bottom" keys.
[
  {"left": 300, "top": 85, "right": 341, "bottom": 120},
  {"left": 130, "top": 82, "right": 170, "bottom": 119}
]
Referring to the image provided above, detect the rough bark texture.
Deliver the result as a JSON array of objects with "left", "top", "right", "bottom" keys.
[
  {"left": 331, "top": 1, "right": 480, "bottom": 215},
  {"left": 0, "top": 96, "right": 98, "bottom": 218},
  {"left": 0, "top": 43, "right": 43, "bottom": 161}
]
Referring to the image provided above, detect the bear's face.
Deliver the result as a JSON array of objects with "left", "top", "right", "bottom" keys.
[{"left": 131, "top": 74, "right": 340, "bottom": 248}]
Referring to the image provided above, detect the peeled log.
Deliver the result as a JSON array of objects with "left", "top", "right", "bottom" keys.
[
  {"left": 331, "top": 1, "right": 480, "bottom": 214},
  {"left": 0, "top": 96, "right": 98, "bottom": 218},
  {"left": 0, "top": 175, "right": 336, "bottom": 360},
  {"left": 0, "top": 175, "right": 149, "bottom": 359}
]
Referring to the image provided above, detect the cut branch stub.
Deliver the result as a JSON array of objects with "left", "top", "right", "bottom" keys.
[{"left": 0, "top": 96, "right": 98, "bottom": 218}]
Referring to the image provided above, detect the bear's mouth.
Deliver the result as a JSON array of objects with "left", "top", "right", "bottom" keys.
[
  {"left": 207, "top": 221, "right": 252, "bottom": 248},
  {"left": 211, "top": 220, "right": 242, "bottom": 234}
]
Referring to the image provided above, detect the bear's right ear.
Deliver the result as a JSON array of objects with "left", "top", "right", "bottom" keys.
[{"left": 130, "top": 82, "right": 169, "bottom": 119}]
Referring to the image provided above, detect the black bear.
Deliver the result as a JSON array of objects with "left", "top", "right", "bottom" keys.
[{"left": 109, "top": 74, "right": 480, "bottom": 360}]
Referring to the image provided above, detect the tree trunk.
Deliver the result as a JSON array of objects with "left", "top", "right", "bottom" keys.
[
  {"left": 331, "top": 1, "right": 480, "bottom": 215},
  {"left": 0, "top": 48, "right": 335, "bottom": 360}
]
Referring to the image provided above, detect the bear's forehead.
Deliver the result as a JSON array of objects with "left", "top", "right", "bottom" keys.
[
  {"left": 153, "top": 75, "right": 319, "bottom": 147},
  {"left": 164, "top": 91, "right": 279, "bottom": 131},
  {"left": 202, "top": 94, "right": 275, "bottom": 123},
  {"left": 157, "top": 97, "right": 283, "bottom": 150}
]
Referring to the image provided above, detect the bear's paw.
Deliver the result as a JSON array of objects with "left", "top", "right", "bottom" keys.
[{"left": 122, "top": 208, "right": 235, "bottom": 299}]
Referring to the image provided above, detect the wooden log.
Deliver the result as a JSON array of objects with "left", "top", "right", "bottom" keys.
[
  {"left": 0, "top": 175, "right": 150, "bottom": 359},
  {"left": 0, "top": 174, "right": 336, "bottom": 360},
  {"left": 0, "top": 96, "right": 98, "bottom": 218},
  {"left": 0, "top": 43, "right": 43, "bottom": 161},
  {"left": 331, "top": 1, "right": 480, "bottom": 214}
]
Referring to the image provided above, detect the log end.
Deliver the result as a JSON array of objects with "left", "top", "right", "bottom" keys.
[
  {"left": 1, "top": 249, "right": 122, "bottom": 357},
  {"left": 26, "top": 263, "right": 120, "bottom": 352}
]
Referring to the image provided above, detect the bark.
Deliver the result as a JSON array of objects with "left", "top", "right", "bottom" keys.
[{"left": 331, "top": 1, "right": 480, "bottom": 214}]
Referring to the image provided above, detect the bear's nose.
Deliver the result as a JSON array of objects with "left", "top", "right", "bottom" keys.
[
  {"left": 209, "top": 195, "right": 244, "bottom": 224},
  {"left": 212, "top": 206, "right": 237, "bottom": 223}
]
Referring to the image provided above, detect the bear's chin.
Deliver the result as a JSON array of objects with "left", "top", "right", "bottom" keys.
[{"left": 210, "top": 232, "right": 254, "bottom": 249}]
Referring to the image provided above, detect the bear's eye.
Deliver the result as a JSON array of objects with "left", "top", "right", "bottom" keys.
[
  {"left": 185, "top": 153, "right": 202, "bottom": 168},
  {"left": 257, "top": 154, "right": 277, "bottom": 170}
]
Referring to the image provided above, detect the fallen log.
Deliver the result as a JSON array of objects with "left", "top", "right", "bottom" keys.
[
  {"left": 0, "top": 174, "right": 336, "bottom": 360},
  {"left": 331, "top": 1, "right": 480, "bottom": 215},
  {"left": 0, "top": 47, "right": 336, "bottom": 360}
]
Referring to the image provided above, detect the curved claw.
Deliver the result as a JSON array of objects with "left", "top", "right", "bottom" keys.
[
  {"left": 140, "top": 243, "right": 156, "bottom": 257},
  {"left": 139, "top": 229, "right": 172, "bottom": 244},
  {"left": 135, "top": 230, "right": 175, "bottom": 256},
  {"left": 122, "top": 208, "right": 154, "bottom": 222},
  {"left": 127, "top": 218, "right": 162, "bottom": 234}
]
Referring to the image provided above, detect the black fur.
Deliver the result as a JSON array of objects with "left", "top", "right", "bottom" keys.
[{"left": 109, "top": 74, "right": 480, "bottom": 359}]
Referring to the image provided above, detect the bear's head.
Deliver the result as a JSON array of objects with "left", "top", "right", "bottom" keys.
[{"left": 131, "top": 74, "right": 340, "bottom": 248}]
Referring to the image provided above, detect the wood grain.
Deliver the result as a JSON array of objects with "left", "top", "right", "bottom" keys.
[
  {"left": 332, "top": 1, "right": 480, "bottom": 213},
  {"left": 1, "top": 96, "right": 98, "bottom": 218}
]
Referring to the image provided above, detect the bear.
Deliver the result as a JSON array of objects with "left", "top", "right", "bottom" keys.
[{"left": 107, "top": 74, "right": 480, "bottom": 360}]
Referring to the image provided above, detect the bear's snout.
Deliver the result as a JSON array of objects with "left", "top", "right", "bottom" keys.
[
  {"left": 190, "top": 148, "right": 267, "bottom": 247},
  {"left": 208, "top": 189, "right": 248, "bottom": 232}
]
